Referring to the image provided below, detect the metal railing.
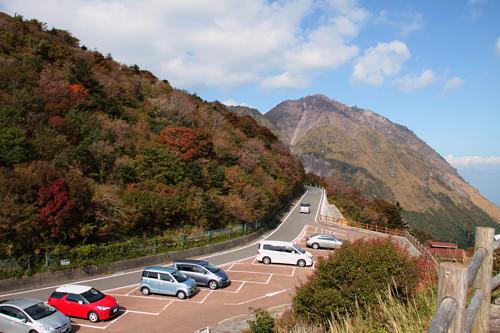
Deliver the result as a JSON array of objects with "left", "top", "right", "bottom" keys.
[{"left": 428, "top": 227, "right": 499, "bottom": 333}]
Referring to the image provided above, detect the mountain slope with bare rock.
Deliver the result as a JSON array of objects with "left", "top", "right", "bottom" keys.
[{"left": 232, "top": 94, "right": 500, "bottom": 246}]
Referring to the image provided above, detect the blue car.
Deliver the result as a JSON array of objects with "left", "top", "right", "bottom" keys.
[{"left": 140, "top": 266, "right": 197, "bottom": 299}]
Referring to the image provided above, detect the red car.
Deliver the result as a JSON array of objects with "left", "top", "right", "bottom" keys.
[{"left": 48, "top": 284, "right": 119, "bottom": 323}]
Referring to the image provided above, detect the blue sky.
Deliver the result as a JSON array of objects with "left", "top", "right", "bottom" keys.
[{"left": 2, "top": 0, "right": 500, "bottom": 206}]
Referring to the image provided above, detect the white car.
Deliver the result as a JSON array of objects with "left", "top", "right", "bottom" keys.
[
  {"left": 299, "top": 202, "right": 311, "bottom": 214},
  {"left": 257, "top": 240, "right": 313, "bottom": 267}
]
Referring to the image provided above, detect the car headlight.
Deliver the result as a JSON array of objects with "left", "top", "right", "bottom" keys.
[{"left": 97, "top": 306, "right": 110, "bottom": 310}]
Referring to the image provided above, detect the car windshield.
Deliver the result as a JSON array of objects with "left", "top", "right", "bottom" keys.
[
  {"left": 24, "top": 302, "right": 56, "bottom": 320},
  {"left": 81, "top": 288, "right": 105, "bottom": 303},
  {"left": 203, "top": 262, "right": 220, "bottom": 273},
  {"left": 172, "top": 270, "right": 188, "bottom": 282},
  {"left": 293, "top": 244, "right": 306, "bottom": 254}
]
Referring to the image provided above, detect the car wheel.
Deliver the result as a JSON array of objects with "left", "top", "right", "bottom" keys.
[
  {"left": 262, "top": 256, "right": 271, "bottom": 265},
  {"left": 312, "top": 243, "right": 319, "bottom": 249},
  {"left": 208, "top": 280, "right": 218, "bottom": 290},
  {"left": 177, "top": 290, "right": 186, "bottom": 299},
  {"left": 29, "top": 330, "right": 39, "bottom": 333},
  {"left": 297, "top": 259, "right": 306, "bottom": 267},
  {"left": 141, "top": 287, "right": 151, "bottom": 296},
  {"left": 88, "top": 311, "right": 99, "bottom": 323}
]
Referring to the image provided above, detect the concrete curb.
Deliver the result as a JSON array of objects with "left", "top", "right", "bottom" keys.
[{"left": 1, "top": 228, "right": 267, "bottom": 293}]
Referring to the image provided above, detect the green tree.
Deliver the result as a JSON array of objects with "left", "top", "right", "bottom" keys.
[{"left": 0, "top": 127, "right": 31, "bottom": 166}]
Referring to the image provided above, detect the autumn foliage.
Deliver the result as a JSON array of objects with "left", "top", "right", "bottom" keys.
[{"left": 0, "top": 13, "right": 304, "bottom": 257}]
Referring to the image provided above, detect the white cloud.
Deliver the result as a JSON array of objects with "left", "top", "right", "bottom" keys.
[
  {"left": 393, "top": 69, "right": 437, "bottom": 92},
  {"left": 440, "top": 77, "right": 464, "bottom": 97},
  {"left": 2, "top": 0, "right": 369, "bottom": 92},
  {"left": 261, "top": 71, "right": 310, "bottom": 89},
  {"left": 445, "top": 155, "right": 500, "bottom": 170},
  {"left": 496, "top": 36, "right": 500, "bottom": 55},
  {"left": 222, "top": 99, "right": 249, "bottom": 107},
  {"left": 375, "top": 7, "right": 424, "bottom": 37},
  {"left": 351, "top": 40, "right": 410, "bottom": 86}
]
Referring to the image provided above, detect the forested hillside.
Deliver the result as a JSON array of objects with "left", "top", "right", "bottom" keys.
[{"left": 0, "top": 13, "right": 305, "bottom": 257}]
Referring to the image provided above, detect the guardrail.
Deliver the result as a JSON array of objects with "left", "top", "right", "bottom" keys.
[
  {"left": 318, "top": 214, "right": 436, "bottom": 263},
  {"left": 428, "top": 227, "right": 499, "bottom": 333}
]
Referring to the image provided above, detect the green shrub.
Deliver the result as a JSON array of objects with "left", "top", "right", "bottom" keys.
[
  {"left": 247, "top": 308, "right": 275, "bottom": 333},
  {"left": 292, "top": 237, "right": 431, "bottom": 324}
]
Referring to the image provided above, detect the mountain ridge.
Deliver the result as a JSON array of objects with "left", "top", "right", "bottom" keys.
[{"left": 229, "top": 94, "right": 500, "bottom": 245}]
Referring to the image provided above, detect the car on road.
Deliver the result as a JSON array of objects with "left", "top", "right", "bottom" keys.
[
  {"left": 306, "top": 233, "right": 343, "bottom": 249},
  {"left": 299, "top": 201, "right": 311, "bottom": 214},
  {"left": 257, "top": 240, "right": 313, "bottom": 267},
  {"left": 48, "top": 285, "right": 119, "bottom": 323},
  {"left": 173, "top": 259, "right": 230, "bottom": 290},
  {"left": 0, "top": 297, "right": 72, "bottom": 333},
  {"left": 140, "top": 266, "right": 197, "bottom": 299}
]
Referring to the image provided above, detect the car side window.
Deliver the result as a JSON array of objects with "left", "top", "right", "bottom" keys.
[
  {"left": 161, "top": 273, "right": 172, "bottom": 281},
  {"left": 263, "top": 244, "right": 272, "bottom": 250},
  {"left": 0, "top": 306, "right": 15, "bottom": 318},
  {"left": 9, "top": 307, "right": 27, "bottom": 320},
  {"left": 50, "top": 291, "right": 67, "bottom": 299},
  {"left": 66, "top": 293, "right": 84, "bottom": 303},
  {"left": 284, "top": 246, "right": 296, "bottom": 253},
  {"left": 146, "top": 271, "right": 158, "bottom": 279},
  {"left": 193, "top": 266, "right": 204, "bottom": 273}
]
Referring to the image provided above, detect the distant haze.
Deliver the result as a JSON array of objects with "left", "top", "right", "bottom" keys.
[{"left": 456, "top": 168, "right": 500, "bottom": 207}]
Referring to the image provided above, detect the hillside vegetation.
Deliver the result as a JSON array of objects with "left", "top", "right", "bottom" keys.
[{"left": 0, "top": 13, "right": 305, "bottom": 257}]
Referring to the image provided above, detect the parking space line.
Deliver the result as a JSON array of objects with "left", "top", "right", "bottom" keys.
[{"left": 223, "top": 288, "right": 290, "bottom": 306}]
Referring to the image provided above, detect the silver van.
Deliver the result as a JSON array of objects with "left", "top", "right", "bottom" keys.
[
  {"left": 173, "top": 259, "right": 230, "bottom": 290},
  {"left": 140, "top": 266, "right": 197, "bottom": 299}
]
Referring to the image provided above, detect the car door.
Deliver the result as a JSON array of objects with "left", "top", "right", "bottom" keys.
[
  {"left": 178, "top": 264, "right": 196, "bottom": 281},
  {"left": 159, "top": 273, "right": 177, "bottom": 295},
  {"left": 65, "top": 293, "right": 87, "bottom": 318},
  {"left": 144, "top": 271, "right": 161, "bottom": 293},
  {"left": 283, "top": 246, "right": 298, "bottom": 264},
  {"left": 191, "top": 265, "right": 209, "bottom": 286},
  {"left": 0, "top": 306, "right": 28, "bottom": 333}
]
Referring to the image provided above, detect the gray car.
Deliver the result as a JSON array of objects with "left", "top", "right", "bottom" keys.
[
  {"left": 0, "top": 297, "right": 71, "bottom": 333},
  {"left": 306, "top": 233, "right": 343, "bottom": 249},
  {"left": 173, "top": 259, "right": 230, "bottom": 290}
]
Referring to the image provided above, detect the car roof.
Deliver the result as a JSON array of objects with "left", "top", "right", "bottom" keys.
[
  {"left": 260, "top": 240, "right": 294, "bottom": 246},
  {"left": 143, "top": 266, "right": 176, "bottom": 273},
  {"left": 55, "top": 284, "right": 92, "bottom": 294},
  {"left": 173, "top": 259, "right": 208, "bottom": 265},
  {"left": 311, "top": 233, "right": 336, "bottom": 237},
  {"left": 0, "top": 297, "right": 41, "bottom": 309}
]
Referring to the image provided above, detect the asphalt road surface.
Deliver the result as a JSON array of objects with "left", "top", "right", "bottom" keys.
[{"left": 0, "top": 186, "right": 324, "bottom": 328}]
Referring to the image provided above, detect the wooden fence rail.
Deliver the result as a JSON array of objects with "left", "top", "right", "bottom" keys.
[{"left": 428, "top": 227, "right": 499, "bottom": 333}]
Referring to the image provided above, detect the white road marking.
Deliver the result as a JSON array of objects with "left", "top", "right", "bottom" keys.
[{"left": 223, "top": 289, "right": 289, "bottom": 305}]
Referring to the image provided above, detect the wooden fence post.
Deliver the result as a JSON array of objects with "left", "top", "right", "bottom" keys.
[
  {"left": 471, "top": 227, "right": 494, "bottom": 333},
  {"left": 437, "top": 262, "right": 467, "bottom": 332}
]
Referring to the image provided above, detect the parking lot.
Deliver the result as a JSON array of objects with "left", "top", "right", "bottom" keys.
[{"left": 65, "top": 221, "right": 379, "bottom": 332}]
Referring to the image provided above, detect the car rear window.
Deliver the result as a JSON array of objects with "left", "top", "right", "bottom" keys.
[{"left": 24, "top": 302, "right": 56, "bottom": 320}]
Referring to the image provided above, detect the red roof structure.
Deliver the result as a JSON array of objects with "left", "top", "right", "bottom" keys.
[{"left": 424, "top": 241, "right": 465, "bottom": 261}]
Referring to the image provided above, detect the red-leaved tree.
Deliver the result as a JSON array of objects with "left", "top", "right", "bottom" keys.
[
  {"left": 38, "top": 178, "right": 76, "bottom": 239},
  {"left": 158, "top": 126, "right": 214, "bottom": 161}
]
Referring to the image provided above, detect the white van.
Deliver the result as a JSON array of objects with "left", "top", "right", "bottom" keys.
[{"left": 257, "top": 240, "right": 313, "bottom": 267}]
